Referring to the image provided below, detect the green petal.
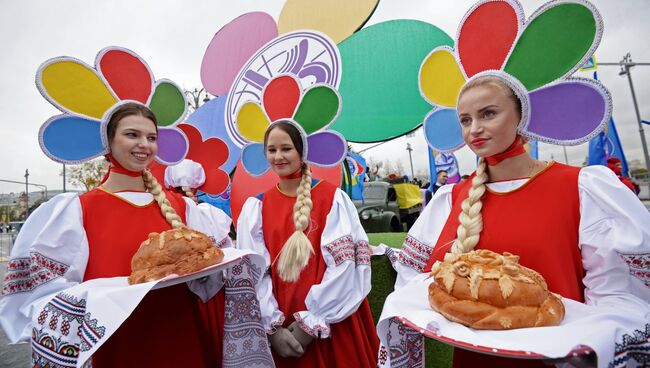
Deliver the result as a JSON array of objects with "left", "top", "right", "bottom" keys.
[
  {"left": 149, "top": 80, "right": 186, "bottom": 126},
  {"left": 293, "top": 85, "right": 340, "bottom": 134},
  {"left": 504, "top": 3, "right": 598, "bottom": 90},
  {"left": 330, "top": 20, "right": 453, "bottom": 142}
]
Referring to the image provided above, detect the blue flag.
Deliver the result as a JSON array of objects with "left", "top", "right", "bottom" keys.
[
  {"left": 588, "top": 71, "right": 630, "bottom": 176},
  {"left": 346, "top": 152, "right": 367, "bottom": 201},
  {"left": 528, "top": 140, "right": 539, "bottom": 159},
  {"left": 429, "top": 149, "right": 461, "bottom": 187},
  {"left": 428, "top": 148, "right": 437, "bottom": 191}
]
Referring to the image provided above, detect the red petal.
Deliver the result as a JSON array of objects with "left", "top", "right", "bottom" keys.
[
  {"left": 458, "top": 1, "right": 520, "bottom": 77},
  {"left": 99, "top": 48, "right": 153, "bottom": 103},
  {"left": 263, "top": 75, "right": 301, "bottom": 121}
]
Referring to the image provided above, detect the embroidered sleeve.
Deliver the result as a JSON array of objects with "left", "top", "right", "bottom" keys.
[
  {"left": 392, "top": 185, "right": 453, "bottom": 290},
  {"left": 235, "top": 197, "right": 285, "bottom": 333},
  {"left": 2, "top": 253, "right": 70, "bottom": 295},
  {"left": 297, "top": 189, "right": 371, "bottom": 338},
  {"left": 0, "top": 193, "right": 88, "bottom": 343},
  {"left": 579, "top": 166, "right": 650, "bottom": 305},
  {"left": 397, "top": 235, "right": 433, "bottom": 273}
]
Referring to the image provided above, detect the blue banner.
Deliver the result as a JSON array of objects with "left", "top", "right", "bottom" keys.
[
  {"left": 528, "top": 140, "right": 539, "bottom": 160},
  {"left": 429, "top": 149, "right": 460, "bottom": 187},
  {"left": 345, "top": 152, "right": 367, "bottom": 201},
  {"left": 588, "top": 71, "right": 630, "bottom": 176}
]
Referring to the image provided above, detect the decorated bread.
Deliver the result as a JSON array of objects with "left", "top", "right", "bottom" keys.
[
  {"left": 428, "top": 249, "right": 564, "bottom": 330},
  {"left": 128, "top": 227, "right": 224, "bottom": 285}
]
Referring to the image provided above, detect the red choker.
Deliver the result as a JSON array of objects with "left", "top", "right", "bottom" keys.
[
  {"left": 485, "top": 135, "right": 527, "bottom": 166},
  {"left": 106, "top": 154, "right": 143, "bottom": 177},
  {"left": 98, "top": 154, "right": 143, "bottom": 185},
  {"left": 279, "top": 168, "right": 303, "bottom": 179}
]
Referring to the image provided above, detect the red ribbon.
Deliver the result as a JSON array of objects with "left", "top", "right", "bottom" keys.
[
  {"left": 98, "top": 154, "right": 143, "bottom": 185},
  {"left": 485, "top": 135, "right": 526, "bottom": 166}
]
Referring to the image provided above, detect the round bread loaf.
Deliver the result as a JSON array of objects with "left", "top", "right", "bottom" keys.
[
  {"left": 428, "top": 249, "right": 564, "bottom": 330},
  {"left": 128, "top": 227, "right": 224, "bottom": 285}
]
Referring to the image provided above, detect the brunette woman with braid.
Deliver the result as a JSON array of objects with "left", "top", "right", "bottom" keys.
[
  {"left": 0, "top": 103, "right": 233, "bottom": 367},
  {"left": 236, "top": 120, "right": 379, "bottom": 367},
  {"left": 383, "top": 75, "right": 650, "bottom": 367}
]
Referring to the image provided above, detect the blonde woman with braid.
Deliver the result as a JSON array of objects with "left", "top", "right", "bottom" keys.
[
  {"left": 236, "top": 120, "right": 379, "bottom": 367},
  {"left": 0, "top": 103, "right": 234, "bottom": 367},
  {"left": 379, "top": 75, "right": 650, "bottom": 367}
]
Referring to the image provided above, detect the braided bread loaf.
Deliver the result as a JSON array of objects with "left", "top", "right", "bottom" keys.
[
  {"left": 428, "top": 249, "right": 564, "bottom": 330},
  {"left": 128, "top": 227, "right": 224, "bottom": 285}
]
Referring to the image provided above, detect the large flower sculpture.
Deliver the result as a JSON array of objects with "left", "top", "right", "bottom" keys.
[
  {"left": 236, "top": 74, "right": 347, "bottom": 176},
  {"left": 419, "top": 0, "right": 611, "bottom": 153},
  {"left": 177, "top": 124, "right": 230, "bottom": 195},
  {"left": 37, "top": 46, "right": 189, "bottom": 165}
]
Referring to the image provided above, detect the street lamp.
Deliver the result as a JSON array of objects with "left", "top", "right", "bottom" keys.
[
  {"left": 24, "top": 169, "right": 29, "bottom": 217},
  {"left": 406, "top": 143, "right": 415, "bottom": 179},
  {"left": 618, "top": 53, "right": 650, "bottom": 194},
  {"left": 184, "top": 88, "right": 212, "bottom": 111}
]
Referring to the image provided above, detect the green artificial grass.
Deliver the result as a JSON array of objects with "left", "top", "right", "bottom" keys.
[{"left": 368, "top": 233, "right": 452, "bottom": 368}]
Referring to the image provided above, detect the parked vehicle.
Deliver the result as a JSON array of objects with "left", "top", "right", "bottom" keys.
[{"left": 353, "top": 181, "right": 422, "bottom": 233}]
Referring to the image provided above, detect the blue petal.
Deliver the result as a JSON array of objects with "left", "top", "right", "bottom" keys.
[
  {"left": 423, "top": 108, "right": 465, "bottom": 153},
  {"left": 241, "top": 142, "right": 270, "bottom": 176},
  {"left": 39, "top": 115, "right": 105, "bottom": 163}
]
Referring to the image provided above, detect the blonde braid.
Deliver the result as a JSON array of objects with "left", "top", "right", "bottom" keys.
[
  {"left": 181, "top": 186, "right": 198, "bottom": 203},
  {"left": 276, "top": 164, "right": 314, "bottom": 282},
  {"left": 450, "top": 158, "right": 488, "bottom": 255},
  {"left": 142, "top": 169, "right": 184, "bottom": 229}
]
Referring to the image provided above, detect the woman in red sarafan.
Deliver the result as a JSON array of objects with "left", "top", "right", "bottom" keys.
[
  {"left": 236, "top": 120, "right": 379, "bottom": 367},
  {"left": 0, "top": 103, "right": 233, "bottom": 367}
]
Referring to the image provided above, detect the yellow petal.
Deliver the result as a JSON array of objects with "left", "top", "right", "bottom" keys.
[
  {"left": 419, "top": 47, "right": 465, "bottom": 108},
  {"left": 40, "top": 60, "right": 117, "bottom": 119},
  {"left": 278, "top": 0, "right": 378, "bottom": 44},
  {"left": 236, "top": 102, "right": 270, "bottom": 142}
]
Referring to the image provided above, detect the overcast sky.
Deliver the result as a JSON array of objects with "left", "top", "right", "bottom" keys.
[{"left": 1, "top": 0, "right": 649, "bottom": 193}]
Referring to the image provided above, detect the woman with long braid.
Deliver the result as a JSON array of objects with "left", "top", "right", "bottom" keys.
[
  {"left": 0, "top": 103, "right": 234, "bottom": 367},
  {"left": 381, "top": 74, "right": 650, "bottom": 367},
  {"left": 236, "top": 120, "right": 379, "bottom": 367}
]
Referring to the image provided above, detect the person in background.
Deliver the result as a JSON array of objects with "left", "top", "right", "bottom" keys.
[
  {"left": 425, "top": 170, "right": 449, "bottom": 205},
  {"left": 607, "top": 157, "right": 639, "bottom": 195}
]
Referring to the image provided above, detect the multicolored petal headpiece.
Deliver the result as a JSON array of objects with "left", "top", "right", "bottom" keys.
[
  {"left": 420, "top": 0, "right": 611, "bottom": 152},
  {"left": 36, "top": 46, "right": 189, "bottom": 165},
  {"left": 236, "top": 74, "right": 347, "bottom": 176}
]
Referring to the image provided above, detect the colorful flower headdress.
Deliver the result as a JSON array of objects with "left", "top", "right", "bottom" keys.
[
  {"left": 236, "top": 74, "right": 347, "bottom": 176},
  {"left": 37, "top": 46, "right": 189, "bottom": 165},
  {"left": 420, "top": 0, "right": 611, "bottom": 153}
]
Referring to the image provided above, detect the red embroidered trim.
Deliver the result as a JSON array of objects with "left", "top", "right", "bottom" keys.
[
  {"left": 2, "top": 253, "right": 70, "bottom": 295},
  {"left": 355, "top": 241, "right": 371, "bottom": 266},
  {"left": 325, "top": 236, "right": 355, "bottom": 266},
  {"left": 398, "top": 235, "right": 433, "bottom": 272},
  {"left": 293, "top": 312, "right": 330, "bottom": 338},
  {"left": 266, "top": 315, "right": 286, "bottom": 335},
  {"left": 620, "top": 253, "right": 650, "bottom": 288}
]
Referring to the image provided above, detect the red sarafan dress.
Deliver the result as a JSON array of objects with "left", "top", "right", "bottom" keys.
[
  {"left": 424, "top": 163, "right": 582, "bottom": 368},
  {"left": 0, "top": 187, "right": 232, "bottom": 368},
  {"left": 80, "top": 188, "right": 220, "bottom": 367},
  {"left": 237, "top": 179, "right": 379, "bottom": 367}
]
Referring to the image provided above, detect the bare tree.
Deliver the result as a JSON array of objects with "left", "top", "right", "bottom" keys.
[{"left": 61, "top": 159, "right": 109, "bottom": 192}]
